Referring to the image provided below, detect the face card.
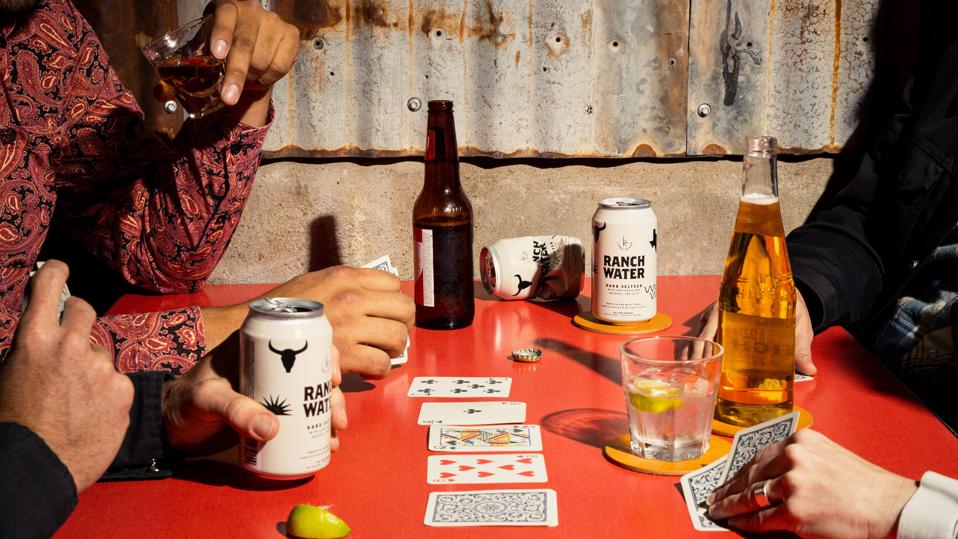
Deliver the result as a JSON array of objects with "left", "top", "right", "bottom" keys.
[
  {"left": 428, "top": 424, "right": 543, "bottom": 452},
  {"left": 408, "top": 377, "right": 512, "bottom": 398},
  {"left": 424, "top": 489, "right": 558, "bottom": 527},
  {"left": 794, "top": 373, "right": 814, "bottom": 382},
  {"left": 361, "top": 255, "right": 409, "bottom": 366},
  {"left": 720, "top": 411, "right": 799, "bottom": 484},
  {"left": 427, "top": 454, "right": 547, "bottom": 484},
  {"left": 417, "top": 402, "right": 526, "bottom": 425},
  {"left": 680, "top": 456, "right": 729, "bottom": 532}
]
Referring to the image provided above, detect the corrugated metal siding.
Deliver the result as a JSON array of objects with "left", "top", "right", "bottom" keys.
[{"left": 151, "top": 1, "right": 883, "bottom": 158}]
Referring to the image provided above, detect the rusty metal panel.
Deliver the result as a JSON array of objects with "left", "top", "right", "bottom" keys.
[
  {"left": 688, "top": 0, "right": 880, "bottom": 156},
  {"left": 172, "top": 0, "right": 689, "bottom": 158}
]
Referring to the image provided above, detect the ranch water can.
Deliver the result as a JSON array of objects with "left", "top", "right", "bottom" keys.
[
  {"left": 591, "top": 198, "right": 658, "bottom": 323},
  {"left": 240, "top": 298, "right": 333, "bottom": 479}
]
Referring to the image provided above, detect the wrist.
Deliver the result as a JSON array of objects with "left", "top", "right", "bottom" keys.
[
  {"left": 874, "top": 475, "right": 919, "bottom": 539},
  {"left": 226, "top": 85, "right": 271, "bottom": 127}
]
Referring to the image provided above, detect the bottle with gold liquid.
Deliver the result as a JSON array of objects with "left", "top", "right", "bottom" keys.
[{"left": 714, "top": 136, "right": 796, "bottom": 427}]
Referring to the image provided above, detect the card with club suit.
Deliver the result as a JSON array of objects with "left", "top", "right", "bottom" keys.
[{"left": 417, "top": 401, "right": 526, "bottom": 425}]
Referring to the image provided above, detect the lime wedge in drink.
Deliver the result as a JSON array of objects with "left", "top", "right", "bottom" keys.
[
  {"left": 286, "top": 504, "right": 351, "bottom": 538},
  {"left": 628, "top": 379, "right": 683, "bottom": 413}
]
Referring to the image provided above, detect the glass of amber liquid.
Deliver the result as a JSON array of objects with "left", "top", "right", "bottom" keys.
[{"left": 141, "top": 15, "right": 225, "bottom": 119}]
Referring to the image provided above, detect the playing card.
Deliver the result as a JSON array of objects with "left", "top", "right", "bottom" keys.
[
  {"left": 794, "top": 373, "right": 814, "bottom": 382},
  {"left": 680, "top": 456, "right": 729, "bottom": 532},
  {"left": 428, "top": 424, "right": 543, "bottom": 452},
  {"left": 362, "top": 254, "right": 392, "bottom": 272},
  {"left": 720, "top": 411, "right": 799, "bottom": 484},
  {"left": 424, "top": 489, "right": 558, "bottom": 527},
  {"left": 417, "top": 402, "right": 526, "bottom": 425},
  {"left": 361, "top": 255, "right": 409, "bottom": 366},
  {"left": 427, "top": 454, "right": 547, "bottom": 484},
  {"left": 408, "top": 377, "right": 512, "bottom": 398}
]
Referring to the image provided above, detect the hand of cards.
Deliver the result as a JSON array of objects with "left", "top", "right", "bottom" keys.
[
  {"left": 361, "top": 255, "right": 409, "bottom": 366},
  {"left": 681, "top": 412, "right": 799, "bottom": 531}
]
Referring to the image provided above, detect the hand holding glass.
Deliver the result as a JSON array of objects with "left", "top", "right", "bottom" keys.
[
  {"left": 620, "top": 336, "right": 723, "bottom": 461},
  {"left": 141, "top": 15, "right": 224, "bottom": 119}
]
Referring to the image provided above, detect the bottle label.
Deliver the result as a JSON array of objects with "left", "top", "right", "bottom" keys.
[
  {"left": 414, "top": 226, "right": 435, "bottom": 307},
  {"left": 720, "top": 311, "right": 795, "bottom": 375},
  {"left": 425, "top": 130, "right": 435, "bottom": 162}
]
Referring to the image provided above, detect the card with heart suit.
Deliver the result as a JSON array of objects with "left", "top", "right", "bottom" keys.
[
  {"left": 408, "top": 377, "right": 512, "bottom": 398},
  {"left": 427, "top": 454, "right": 547, "bottom": 484},
  {"left": 361, "top": 255, "right": 408, "bottom": 366},
  {"left": 417, "top": 402, "right": 526, "bottom": 425},
  {"left": 428, "top": 424, "right": 543, "bottom": 452},
  {"left": 424, "top": 489, "right": 559, "bottom": 527}
]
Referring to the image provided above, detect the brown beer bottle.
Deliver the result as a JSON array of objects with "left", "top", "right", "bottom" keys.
[{"left": 413, "top": 100, "right": 475, "bottom": 329}]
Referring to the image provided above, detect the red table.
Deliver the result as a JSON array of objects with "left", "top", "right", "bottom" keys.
[{"left": 57, "top": 276, "right": 958, "bottom": 538}]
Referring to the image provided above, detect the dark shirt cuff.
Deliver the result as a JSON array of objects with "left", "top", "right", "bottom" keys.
[
  {"left": 101, "top": 371, "right": 174, "bottom": 480},
  {"left": 0, "top": 422, "right": 77, "bottom": 538}
]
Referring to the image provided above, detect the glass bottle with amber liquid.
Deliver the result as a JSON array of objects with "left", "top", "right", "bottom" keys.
[
  {"left": 714, "top": 136, "right": 796, "bottom": 426},
  {"left": 413, "top": 100, "right": 475, "bottom": 329}
]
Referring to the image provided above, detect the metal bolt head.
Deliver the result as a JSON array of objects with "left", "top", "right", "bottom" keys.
[
  {"left": 407, "top": 97, "right": 422, "bottom": 112},
  {"left": 313, "top": 38, "right": 324, "bottom": 50},
  {"left": 163, "top": 100, "right": 178, "bottom": 114},
  {"left": 697, "top": 103, "right": 712, "bottom": 118}
]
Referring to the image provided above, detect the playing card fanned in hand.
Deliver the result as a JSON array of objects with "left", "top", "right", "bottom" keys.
[
  {"left": 428, "top": 424, "right": 543, "bottom": 452},
  {"left": 680, "top": 456, "right": 729, "bottom": 532},
  {"left": 424, "top": 489, "right": 558, "bottom": 527},
  {"left": 408, "top": 377, "right": 512, "bottom": 398},
  {"left": 426, "top": 454, "right": 547, "bottom": 484},
  {"left": 361, "top": 255, "right": 408, "bottom": 366},
  {"left": 417, "top": 402, "right": 526, "bottom": 425},
  {"left": 680, "top": 411, "right": 800, "bottom": 532}
]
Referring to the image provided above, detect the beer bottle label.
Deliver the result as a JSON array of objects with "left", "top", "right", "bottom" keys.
[{"left": 414, "top": 226, "right": 435, "bottom": 307}]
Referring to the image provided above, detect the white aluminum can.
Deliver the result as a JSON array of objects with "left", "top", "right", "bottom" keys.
[
  {"left": 479, "top": 235, "right": 584, "bottom": 300},
  {"left": 240, "top": 298, "right": 333, "bottom": 479},
  {"left": 591, "top": 198, "right": 657, "bottom": 323}
]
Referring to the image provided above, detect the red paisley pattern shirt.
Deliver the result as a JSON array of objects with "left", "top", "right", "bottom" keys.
[{"left": 0, "top": 0, "right": 270, "bottom": 374}]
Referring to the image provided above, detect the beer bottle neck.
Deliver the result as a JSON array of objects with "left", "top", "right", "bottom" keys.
[
  {"left": 425, "top": 111, "right": 461, "bottom": 190},
  {"left": 741, "top": 137, "right": 778, "bottom": 199}
]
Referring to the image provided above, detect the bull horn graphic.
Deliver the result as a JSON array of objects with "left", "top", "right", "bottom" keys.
[{"left": 269, "top": 340, "right": 309, "bottom": 373}]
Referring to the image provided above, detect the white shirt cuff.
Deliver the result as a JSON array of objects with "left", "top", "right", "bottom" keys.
[{"left": 899, "top": 471, "right": 958, "bottom": 539}]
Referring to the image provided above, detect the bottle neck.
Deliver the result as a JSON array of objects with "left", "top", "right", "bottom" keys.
[
  {"left": 425, "top": 111, "right": 460, "bottom": 189},
  {"left": 741, "top": 150, "right": 778, "bottom": 200}
]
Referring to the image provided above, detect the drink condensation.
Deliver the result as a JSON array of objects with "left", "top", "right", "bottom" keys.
[
  {"left": 240, "top": 298, "right": 333, "bottom": 479},
  {"left": 591, "top": 198, "right": 658, "bottom": 323}
]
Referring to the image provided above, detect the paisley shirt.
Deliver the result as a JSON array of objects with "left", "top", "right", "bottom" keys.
[{"left": 0, "top": 0, "right": 270, "bottom": 374}]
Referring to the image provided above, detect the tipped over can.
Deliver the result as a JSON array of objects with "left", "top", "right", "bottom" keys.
[{"left": 480, "top": 235, "right": 584, "bottom": 300}]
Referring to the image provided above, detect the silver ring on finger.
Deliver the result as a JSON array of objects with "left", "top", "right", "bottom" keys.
[{"left": 751, "top": 480, "right": 775, "bottom": 509}]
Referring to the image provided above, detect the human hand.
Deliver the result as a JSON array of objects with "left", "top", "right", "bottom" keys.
[
  {"left": 163, "top": 334, "right": 347, "bottom": 455},
  {"left": 208, "top": 0, "right": 300, "bottom": 106},
  {"left": 707, "top": 430, "right": 917, "bottom": 538},
  {"left": 263, "top": 266, "right": 415, "bottom": 378},
  {"left": 0, "top": 260, "right": 133, "bottom": 492},
  {"left": 693, "top": 288, "right": 816, "bottom": 375}
]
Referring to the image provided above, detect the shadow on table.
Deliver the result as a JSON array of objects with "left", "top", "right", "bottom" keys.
[
  {"left": 534, "top": 337, "right": 620, "bottom": 385},
  {"left": 175, "top": 449, "right": 313, "bottom": 491},
  {"left": 541, "top": 408, "right": 627, "bottom": 449},
  {"left": 340, "top": 371, "right": 376, "bottom": 393}
]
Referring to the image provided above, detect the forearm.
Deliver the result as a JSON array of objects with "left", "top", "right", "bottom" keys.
[{"left": 200, "top": 304, "right": 248, "bottom": 351}]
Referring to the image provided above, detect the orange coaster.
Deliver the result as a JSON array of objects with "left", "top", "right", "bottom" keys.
[
  {"left": 573, "top": 311, "right": 672, "bottom": 335},
  {"left": 604, "top": 434, "right": 731, "bottom": 476},
  {"left": 712, "top": 406, "right": 814, "bottom": 437}
]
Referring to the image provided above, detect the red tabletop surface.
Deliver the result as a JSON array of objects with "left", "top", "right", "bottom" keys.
[{"left": 57, "top": 276, "right": 958, "bottom": 538}]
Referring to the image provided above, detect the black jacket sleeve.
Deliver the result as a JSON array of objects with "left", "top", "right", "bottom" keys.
[
  {"left": 0, "top": 422, "right": 77, "bottom": 539},
  {"left": 0, "top": 372, "right": 172, "bottom": 537},
  {"left": 787, "top": 4, "right": 958, "bottom": 334}
]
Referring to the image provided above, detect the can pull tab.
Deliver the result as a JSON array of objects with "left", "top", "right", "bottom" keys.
[{"left": 264, "top": 297, "right": 298, "bottom": 313}]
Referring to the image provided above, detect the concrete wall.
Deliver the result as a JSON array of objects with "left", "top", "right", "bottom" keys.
[{"left": 210, "top": 157, "right": 832, "bottom": 285}]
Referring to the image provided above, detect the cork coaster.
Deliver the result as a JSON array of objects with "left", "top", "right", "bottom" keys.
[
  {"left": 573, "top": 311, "right": 672, "bottom": 335},
  {"left": 712, "top": 406, "right": 814, "bottom": 437},
  {"left": 604, "top": 434, "right": 731, "bottom": 476}
]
